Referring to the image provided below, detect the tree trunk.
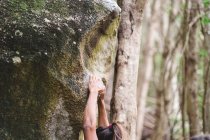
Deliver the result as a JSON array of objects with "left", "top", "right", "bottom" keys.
[
  {"left": 111, "top": 0, "right": 147, "bottom": 139},
  {"left": 151, "top": 47, "right": 176, "bottom": 140},
  {"left": 203, "top": 60, "right": 210, "bottom": 133},
  {"left": 203, "top": 8, "right": 210, "bottom": 133},
  {"left": 136, "top": 0, "right": 156, "bottom": 139},
  {"left": 184, "top": 0, "right": 201, "bottom": 136},
  {"left": 136, "top": 32, "right": 155, "bottom": 140},
  {"left": 180, "top": 1, "right": 189, "bottom": 139},
  {"left": 150, "top": 0, "right": 182, "bottom": 139}
]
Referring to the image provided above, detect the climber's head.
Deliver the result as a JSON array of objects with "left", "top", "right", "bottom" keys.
[{"left": 96, "top": 123, "right": 126, "bottom": 140}]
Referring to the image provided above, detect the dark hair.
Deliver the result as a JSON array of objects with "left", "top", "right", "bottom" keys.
[
  {"left": 96, "top": 123, "right": 126, "bottom": 140},
  {"left": 112, "top": 123, "right": 123, "bottom": 140}
]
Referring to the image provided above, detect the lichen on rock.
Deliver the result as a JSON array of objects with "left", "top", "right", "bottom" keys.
[{"left": 0, "top": 0, "right": 120, "bottom": 139}]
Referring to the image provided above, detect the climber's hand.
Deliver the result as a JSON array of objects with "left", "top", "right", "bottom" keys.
[
  {"left": 89, "top": 75, "right": 105, "bottom": 94},
  {"left": 98, "top": 88, "right": 106, "bottom": 100}
]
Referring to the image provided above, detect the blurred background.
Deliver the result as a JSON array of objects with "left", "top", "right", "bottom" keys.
[{"left": 136, "top": 0, "right": 210, "bottom": 139}]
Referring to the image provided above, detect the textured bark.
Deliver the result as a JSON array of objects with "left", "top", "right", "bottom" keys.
[
  {"left": 203, "top": 8, "right": 210, "bottom": 133},
  {"left": 203, "top": 61, "right": 210, "bottom": 133},
  {"left": 136, "top": 37, "right": 154, "bottom": 140},
  {"left": 150, "top": 0, "right": 184, "bottom": 139},
  {"left": 184, "top": 1, "right": 201, "bottom": 136},
  {"left": 111, "top": 0, "right": 147, "bottom": 139},
  {"left": 136, "top": 1, "right": 156, "bottom": 139},
  {"left": 151, "top": 50, "right": 173, "bottom": 140},
  {"left": 180, "top": 1, "right": 189, "bottom": 139}
]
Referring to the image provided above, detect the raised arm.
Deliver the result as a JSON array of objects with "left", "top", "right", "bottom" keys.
[
  {"left": 83, "top": 75, "right": 101, "bottom": 140},
  {"left": 98, "top": 89, "right": 109, "bottom": 128}
]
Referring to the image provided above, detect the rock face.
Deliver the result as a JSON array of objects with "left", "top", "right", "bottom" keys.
[{"left": 0, "top": 0, "right": 120, "bottom": 139}]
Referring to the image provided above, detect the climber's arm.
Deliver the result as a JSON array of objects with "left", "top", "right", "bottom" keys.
[
  {"left": 98, "top": 90, "right": 109, "bottom": 127},
  {"left": 83, "top": 90, "right": 98, "bottom": 140},
  {"left": 83, "top": 76, "right": 100, "bottom": 140}
]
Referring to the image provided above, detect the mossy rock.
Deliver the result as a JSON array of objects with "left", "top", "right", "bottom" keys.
[{"left": 0, "top": 0, "right": 120, "bottom": 139}]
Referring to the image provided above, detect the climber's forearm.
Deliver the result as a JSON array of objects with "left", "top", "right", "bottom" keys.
[
  {"left": 83, "top": 75, "right": 102, "bottom": 140},
  {"left": 83, "top": 91, "right": 98, "bottom": 130},
  {"left": 98, "top": 99, "right": 109, "bottom": 127}
]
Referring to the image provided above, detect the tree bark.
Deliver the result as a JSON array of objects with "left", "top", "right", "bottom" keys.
[
  {"left": 203, "top": 8, "right": 210, "bottom": 133},
  {"left": 136, "top": 34, "right": 154, "bottom": 140},
  {"left": 151, "top": 46, "right": 175, "bottom": 140},
  {"left": 136, "top": 1, "right": 156, "bottom": 139},
  {"left": 136, "top": 33, "right": 155, "bottom": 140},
  {"left": 203, "top": 60, "right": 210, "bottom": 133},
  {"left": 184, "top": 0, "right": 201, "bottom": 136},
  {"left": 111, "top": 0, "right": 147, "bottom": 139},
  {"left": 180, "top": 1, "right": 189, "bottom": 139},
  {"left": 149, "top": 0, "right": 189, "bottom": 138}
]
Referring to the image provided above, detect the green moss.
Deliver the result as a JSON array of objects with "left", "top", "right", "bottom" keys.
[
  {"left": 94, "top": 3, "right": 108, "bottom": 13},
  {"left": 7, "top": 0, "right": 69, "bottom": 20},
  {"left": 9, "top": 0, "right": 45, "bottom": 12},
  {"left": 85, "top": 16, "right": 120, "bottom": 71},
  {"left": 45, "top": 0, "right": 69, "bottom": 17},
  {"left": 0, "top": 60, "right": 63, "bottom": 139}
]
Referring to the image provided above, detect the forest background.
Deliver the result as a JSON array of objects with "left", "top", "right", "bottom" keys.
[{"left": 134, "top": 0, "right": 210, "bottom": 139}]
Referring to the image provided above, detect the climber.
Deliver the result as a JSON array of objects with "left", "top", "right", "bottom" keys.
[{"left": 83, "top": 75, "right": 126, "bottom": 140}]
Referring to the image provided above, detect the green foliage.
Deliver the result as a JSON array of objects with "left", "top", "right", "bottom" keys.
[
  {"left": 201, "top": 16, "right": 210, "bottom": 25},
  {"left": 175, "top": 15, "right": 183, "bottom": 23},
  {"left": 201, "top": 0, "right": 210, "bottom": 26},
  {"left": 198, "top": 89, "right": 204, "bottom": 113},
  {"left": 203, "top": 0, "right": 210, "bottom": 7},
  {"left": 154, "top": 53, "right": 163, "bottom": 69},
  {"left": 165, "top": 4, "right": 172, "bottom": 15},
  {"left": 199, "top": 48, "right": 208, "bottom": 58}
]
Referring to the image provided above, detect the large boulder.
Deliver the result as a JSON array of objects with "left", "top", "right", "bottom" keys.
[{"left": 0, "top": 0, "right": 120, "bottom": 139}]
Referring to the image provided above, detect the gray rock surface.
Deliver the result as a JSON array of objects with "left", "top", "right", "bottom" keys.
[{"left": 0, "top": 0, "right": 120, "bottom": 139}]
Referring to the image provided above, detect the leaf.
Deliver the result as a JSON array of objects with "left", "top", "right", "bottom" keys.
[
  {"left": 201, "top": 16, "right": 210, "bottom": 25},
  {"left": 203, "top": 0, "right": 210, "bottom": 7},
  {"left": 199, "top": 49, "right": 208, "bottom": 58}
]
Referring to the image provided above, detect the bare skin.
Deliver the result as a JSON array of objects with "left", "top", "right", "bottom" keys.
[
  {"left": 98, "top": 90, "right": 109, "bottom": 128},
  {"left": 83, "top": 75, "right": 109, "bottom": 140}
]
